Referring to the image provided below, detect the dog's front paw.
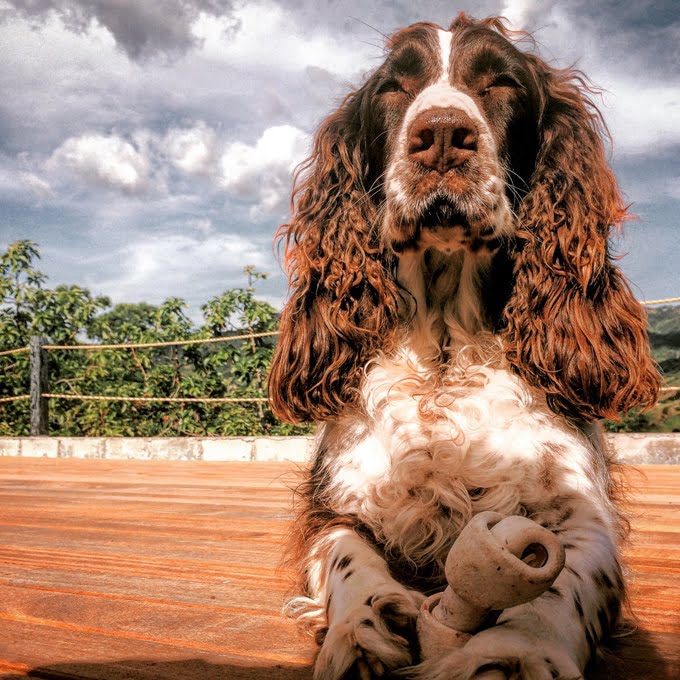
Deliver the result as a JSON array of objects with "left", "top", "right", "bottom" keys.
[
  {"left": 314, "top": 591, "right": 420, "bottom": 680},
  {"left": 411, "top": 625, "right": 583, "bottom": 680}
]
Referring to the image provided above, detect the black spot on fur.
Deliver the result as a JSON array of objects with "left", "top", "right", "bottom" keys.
[
  {"left": 562, "top": 542, "right": 576, "bottom": 550},
  {"left": 565, "top": 564, "right": 583, "bottom": 581},
  {"left": 594, "top": 568, "right": 614, "bottom": 590},
  {"left": 544, "top": 657, "right": 559, "bottom": 679},
  {"left": 597, "top": 605, "right": 611, "bottom": 637},
  {"left": 574, "top": 592, "right": 584, "bottom": 621},
  {"left": 365, "top": 596, "right": 373, "bottom": 606},
  {"left": 607, "top": 593, "right": 621, "bottom": 626},
  {"left": 361, "top": 618, "right": 375, "bottom": 627},
  {"left": 343, "top": 569, "right": 355, "bottom": 581},
  {"left": 558, "top": 507, "right": 574, "bottom": 524},
  {"left": 614, "top": 568, "right": 624, "bottom": 592},
  {"left": 585, "top": 625, "right": 598, "bottom": 660},
  {"left": 546, "top": 585, "right": 563, "bottom": 598}
]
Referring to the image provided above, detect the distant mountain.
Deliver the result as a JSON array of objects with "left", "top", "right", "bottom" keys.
[{"left": 637, "top": 305, "right": 680, "bottom": 432}]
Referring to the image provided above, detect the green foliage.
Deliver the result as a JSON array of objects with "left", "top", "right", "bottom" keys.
[
  {"left": 2, "top": 240, "right": 678, "bottom": 435},
  {"left": 0, "top": 240, "right": 312, "bottom": 437},
  {"left": 607, "top": 305, "right": 680, "bottom": 433}
]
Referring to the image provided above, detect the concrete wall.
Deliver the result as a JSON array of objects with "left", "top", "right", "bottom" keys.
[
  {"left": 0, "top": 436, "right": 316, "bottom": 462},
  {"left": 0, "top": 433, "right": 678, "bottom": 463}
]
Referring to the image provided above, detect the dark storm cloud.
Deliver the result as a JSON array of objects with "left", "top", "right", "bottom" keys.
[
  {"left": 272, "top": 0, "right": 501, "bottom": 36},
  {"left": 0, "top": 0, "right": 677, "bottom": 310},
  {"left": 562, "top": 0, "right": 679, "bottom": 75},
  {"left": 3, "top": 0, "right": 237, "bottom": 60}
]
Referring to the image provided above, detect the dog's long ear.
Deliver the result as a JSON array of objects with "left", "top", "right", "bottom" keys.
[
  {"left": 503, "top": 58, "right": 660, "bottom": 421},
  {"left": 268, "top": 84, "right": 401, "bottom": 424}
]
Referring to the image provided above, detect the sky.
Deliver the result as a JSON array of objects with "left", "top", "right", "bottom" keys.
[{"left": 0, "top": 0, "right": 678, "bottom": 320}]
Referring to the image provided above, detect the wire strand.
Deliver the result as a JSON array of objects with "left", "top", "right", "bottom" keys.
[
  {"left": 43, "top": 330, "right": 281, "bottom": 352},
  {"left": 0, "top": 347, "right": 30, "bottom": 357},
  {"left": 640, "top": 296, "right": 680, "bottom": 306},
  {"left": 41, "top": 393, "right": 269, "bottom": 404},
  {"left": 0, "top": 394, "right": 30, "bottom": 403}
]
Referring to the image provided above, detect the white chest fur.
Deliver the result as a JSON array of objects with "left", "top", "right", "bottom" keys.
[{"left": 320, "top": 336, "right": 597, "bottom": 569}]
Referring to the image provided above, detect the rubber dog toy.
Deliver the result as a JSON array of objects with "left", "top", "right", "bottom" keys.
[{"left": 417, "top": 511, "right": 566, "bottom": 662}]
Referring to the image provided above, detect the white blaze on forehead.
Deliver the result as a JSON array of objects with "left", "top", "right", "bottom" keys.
[
  {"left": 437, "top": 29, "right": 452, "bottom": 81},
  {"left": 385, "top": 26, "right": 501, "bottom": 204},
  {"left": 398, "top": 28, "right": 491, "bottom": 143}
]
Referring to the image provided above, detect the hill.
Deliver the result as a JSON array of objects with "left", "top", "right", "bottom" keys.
[
  {"left": 609, "top": 305, "right": 680, "bottom": 432},
  {"left": 645, "top": 305, "right": 680, "bottom": 431}
]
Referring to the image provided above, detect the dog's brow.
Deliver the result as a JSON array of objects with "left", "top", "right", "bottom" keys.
[
  {"left": 390, "top": 47, "right": 425, "bottom": 76},
  {"left": 472, "top": 48, "right": 514, "bottom": 76}
]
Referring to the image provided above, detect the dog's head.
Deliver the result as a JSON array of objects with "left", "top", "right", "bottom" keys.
[{"left": 269, "top": 13, "right": 659, "bottom": 423}]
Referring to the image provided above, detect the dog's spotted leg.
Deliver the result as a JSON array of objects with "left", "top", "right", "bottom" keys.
[{"left": 302, "top": 527, "right": 423, "bottom": 680}]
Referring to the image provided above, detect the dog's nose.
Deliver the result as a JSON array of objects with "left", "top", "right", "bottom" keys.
[{"left": 407, "top": 107, "right": 478, "bottom": 172}]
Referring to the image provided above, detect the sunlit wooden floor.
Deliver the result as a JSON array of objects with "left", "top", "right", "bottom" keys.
[{"left": 0, "top": 458, "right": 677, "bottom": 680}]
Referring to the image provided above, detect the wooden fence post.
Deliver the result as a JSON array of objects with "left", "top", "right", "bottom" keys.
[{"left": 30, "top": 336, "right": 49, "bottom": 436}]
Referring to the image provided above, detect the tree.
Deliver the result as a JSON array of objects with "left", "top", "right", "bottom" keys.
[{"left": 0, "top": 241, "right": 311, "bottom": 436}]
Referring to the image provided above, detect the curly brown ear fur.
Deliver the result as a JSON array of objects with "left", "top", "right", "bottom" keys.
[
  {"left": 503, "top": 59, "right": 660, "bottom": 421},
  {"left": 268, "top": 85, "right": 401, "bottom": 424}
]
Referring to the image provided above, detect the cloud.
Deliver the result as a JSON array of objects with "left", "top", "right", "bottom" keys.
[
  {"left": 219, "top": 124, "right": 309, "bottom": 219},
  {"left": 193, "top": 2, "right": 375, "bottom": 76},
  {"left": 163, "top": 121, "right": 217, "bottom": 176},
  {"left": 1, "top": 0, "right": 677, "bottom": 317},
  {"left": 93, "top": 230, "right": 270, "bottom": 308},
  {"left": 20, "top": 172, "right": 54, "bottom": 198},
  {"left": 500, "top": 0, "right": 533, "bottom": 29},
  {"left": 47, "top": 131, "right": 156, "bottom": 194},
  {"left": 3, "top": 0, "right": 238, "bottom": 60},
  {"left": 603, "top": 82, "right": 680, "bottom": 156}
]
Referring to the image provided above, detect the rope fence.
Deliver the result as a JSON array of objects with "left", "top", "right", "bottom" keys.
[
  {"left": 1, "top": 330, "right": 282, "bottom": 433},
  {"left": 42, "top": 330, "right": 281, "bottom": 352},
  {"left": 0, "top": 297, "right": 677, "bottom": 358},
  {"left": 0, "top": 394, "right": 30, "bottom": 404},
  {"left": 640, "top": 296, "right": 680, "bottom": 306},
  {"left": 1, "top": 307, "right": 679, "bottom": 434},
  {"left": 41, "top": 393, "right": 269, "bottom": 404},
  {"left": 0, "top": 347, "right": 30, "bottom": 357}
]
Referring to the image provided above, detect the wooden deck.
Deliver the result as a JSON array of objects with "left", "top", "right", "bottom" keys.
[{"left": 0, "top": 458, "right": 677, "bottom": 680}]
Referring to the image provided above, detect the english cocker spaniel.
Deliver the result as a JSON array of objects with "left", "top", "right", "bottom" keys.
[{"left": 268, "top": 13, "right": 659, "bottom": 680}]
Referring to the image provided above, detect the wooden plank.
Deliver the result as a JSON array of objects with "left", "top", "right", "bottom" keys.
[{"left": 0, "top": 459, "right": 677, "bottom": 679}]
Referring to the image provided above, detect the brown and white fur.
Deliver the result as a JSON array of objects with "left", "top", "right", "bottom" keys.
[{"left": 268, "top": 14, "right": 659, "bottom": 680}]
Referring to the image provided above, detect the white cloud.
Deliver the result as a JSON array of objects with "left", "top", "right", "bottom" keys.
[
  {"left": 501, "top": 0, "right": 533, "bottom": 29},
  {"left": 163, "top": 121, "right": 217, "bottom": 176},
  {"left": 5, "top": 0, "right": 237, "bottom": 61},
  {"left": 47, "top": 131, "right": 155, "bottom": 194},
  {"left": 193, "top": 1, "right": 373, "bottom": 76},
  {"left": 219, "top": 124, "right": 309, "bottom": 219},
  {"left": 20, "top": 172, "right": 54, "bottom": 198},
  {"left": 601, "top": 82, "right": 680, "bottom": 157},
  {"left": 42, "top": 121, "right": 306, "bottom": 210},
  {"left": 95, "top": 231, "right": 269, "bottom": 305}
]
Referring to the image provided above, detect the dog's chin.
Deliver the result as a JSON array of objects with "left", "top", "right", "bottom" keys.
[
  {"left": 387, "top": 199, "right": 500, "bottom": 255},
  {"left": 420, "top": 199, "right": 470, "bottom": 231}
]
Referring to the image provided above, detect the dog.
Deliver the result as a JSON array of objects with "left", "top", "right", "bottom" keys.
[{"left": 268, "top": 13, "right": 659, "bottom": 680}]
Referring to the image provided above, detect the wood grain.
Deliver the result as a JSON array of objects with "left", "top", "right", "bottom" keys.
[{"left": 0, "top": 458, "right": 677, "bottom": 679}]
